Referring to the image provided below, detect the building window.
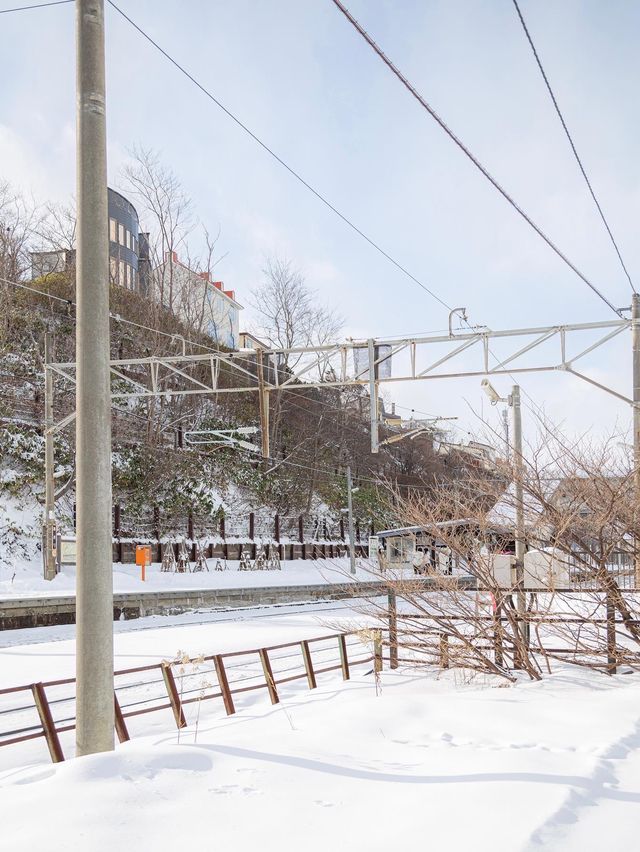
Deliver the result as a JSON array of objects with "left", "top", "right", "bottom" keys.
[
  {"left": 119, "top": 260, "right": 125, "bottom": 287},
  {"left": 132, "top": 236, "right": 137, "bottom": 254},
  {"left": 125, "top": 229, "right": 131, "bottom": 250},
  {"left": 118, "top": 223, "right": 125, "bottom": 246},
  {"left": 131, "top": 267, "right": 136, "bottom": 289},
  {"left": 109, "top": 218, "right": 116, "bottom": 242},
  {"left": 109, "top": 257, "right": 118, "bottom": 284}
]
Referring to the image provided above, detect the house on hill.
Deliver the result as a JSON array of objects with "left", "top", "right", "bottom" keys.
[{"left": 152, "top": 251, "right": 242, "bottom": 349}]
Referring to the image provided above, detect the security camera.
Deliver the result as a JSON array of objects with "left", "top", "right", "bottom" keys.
[{"left": 481, "top": 378, "right": 503, "bottom": 405}]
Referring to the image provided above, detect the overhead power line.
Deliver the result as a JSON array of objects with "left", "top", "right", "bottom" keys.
[
  {"left": 103, "top": 1, "right": 569, "bottom": 424},
  {"left": 511, "top": 0, "right": 636, "bottom": 295},
  {"left": 0, "top": 0, "right": 72, "bottom": 13},
  {"left": 328, "top": 0, "right": 624, "bottom": 319},
  {"left": 105, "top": 0, "right": 451, "bottom": 313}
]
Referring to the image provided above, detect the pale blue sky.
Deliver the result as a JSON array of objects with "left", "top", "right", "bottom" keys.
[{"left": 1, "top": 0, "right": 638, "bottom": 443}]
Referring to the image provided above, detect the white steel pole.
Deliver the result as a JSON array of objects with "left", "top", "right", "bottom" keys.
[
  {"left": 75, "top": 0, "right": 114, "bottom": 756},
  {"left": 43, "top": 332, "right": 57, "bottom": 581},
  {"left": 346, "top": 465, "right": 356, "bottom": 575},
  {"left": 511, "top": 385, "right": 527, "bottom": 646}
]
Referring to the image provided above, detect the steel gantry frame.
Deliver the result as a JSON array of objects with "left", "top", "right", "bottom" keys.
[
  {"left": 46, "top": 315, "right": 633, "bottom": 451},
  {"left": 43, "top": 309, "right": 640, "bottom": 581}
]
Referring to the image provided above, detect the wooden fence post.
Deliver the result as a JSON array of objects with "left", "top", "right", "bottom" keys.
[
  {"left": 114, "top": 693, "right": 130, "bottom": 743},
  {"left": 161, "top": 663, "right": 187, "bottom": 729},
  {"left": 298, "top": 515, "right": 304, "bottom": 544},
  {"left": 374, "top": 630, "right": 383, "bottom": 674},
  {"left": 31, "top": 682, "right": 64, "bottom": 763},
  {"left": 338, "top": 635, "right": 350, "bottom": 680},
  {"left": 301, "top": 640, "right": 317, "bottom": 689},
  {"left": 606, "top": 592, "right": 617, "bottom": 675},
  {"left": 340, "top": 517, "right": 345, "bottom": 541},
  {"left": 274, "top": 513, "right": 280, "bottom": 544},
  {"left": 259, "top": 649, "right": 279, "bottom": 704},
  {"left": 213, "top": 655, "right": 235, "bottom": 716},
  {"left": 494, "top": 604, "right": 504, "bottom": 668},
  {"left": 388, "top": 590, "right": 398, "bottom": 669},
  {"left": 249, "top": 512, "right": 255, "bottom": 541},
  {"left": 439, "top": 633, "right": 449, "bottom": 669}
]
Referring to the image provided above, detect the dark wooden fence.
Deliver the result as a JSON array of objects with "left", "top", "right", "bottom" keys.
[
  {"left": 104, "top": 505, "right": 375, "bottom": 564},
  {"left": 0, "top": 630, "right": 381, "bottom": 765}
]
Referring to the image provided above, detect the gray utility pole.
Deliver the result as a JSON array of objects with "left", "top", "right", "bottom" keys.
[
  {"left": 502, "top": 407, "right": 510, "bottom": 461},
  {"left": 633, "top": 294, "right": 640, "bottom": 587},
  {"left": 368, "top": 338, "right": 379, "bottom": 454},
  {"left": 75, "top": 0, "right": 114, "bottom": 756},
  {"left": 43, "top": 332, "right": 57, "bottom": 581},
  {"left": 346, "top": 465, "right": 356, "bottom": 575},
  {"left": 511, "top": 385, "right": 528, "bottom": 647}
]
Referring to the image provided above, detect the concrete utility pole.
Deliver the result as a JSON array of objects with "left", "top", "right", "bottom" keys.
[
  {"left": 346, "top": 465, "right": 356, "bottom": 575},
  {"left": 368, "top": 338, "right": 379, "bottom": 454},
  {"left": 511, "top": 385, "right": 527, "bottom": 644},
  {"left": 75, "top": 0, "right": 114, "bottom": 756},
  {"left": 633, "top": 294, "right": 640, "bottom": 587},
  {"left": 43, "top": 332, "right": 57, "bottom": 581}
]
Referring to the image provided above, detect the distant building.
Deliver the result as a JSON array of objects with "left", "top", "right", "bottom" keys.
[
  {"left": 238, "top": 331, "right": 267, "bottom": 350},
  {"left": 30, "top": 249, "right": 75, "bottom": 278},
  {"left": 107, "top": 188, "right": 150, "bottom": 295},
  {"left": 152, "top": 251, "right": 242, "bottom": 349},
  {"left": 30, "top": 188, "right": 150, "bottom": 295}
]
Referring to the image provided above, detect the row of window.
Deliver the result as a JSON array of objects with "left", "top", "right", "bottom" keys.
[
  {"left": 109, "top": 217, "right": 138, "bottom": 255},
  {"left": 109, "top": 257, "right": 137, "bottom": 290}
]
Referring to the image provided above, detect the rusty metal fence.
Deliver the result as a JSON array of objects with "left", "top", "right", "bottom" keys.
[{"left": 0, "top": 630, "right": 380, "bottom": 765}]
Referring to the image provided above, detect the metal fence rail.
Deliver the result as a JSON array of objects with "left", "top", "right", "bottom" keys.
[{"left": 0, "top": 630, "right": 380, "bottom": 765}]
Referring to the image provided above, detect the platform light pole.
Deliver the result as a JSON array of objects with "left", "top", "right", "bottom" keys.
[
  {"left": 482, "top": 380, "right": 526, "bottom": 643},
  {"left": 75, "top": 0, "right": 114, "bottom": 756}
]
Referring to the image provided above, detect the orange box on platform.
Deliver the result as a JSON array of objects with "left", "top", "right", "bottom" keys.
[{"left": 135, "top": 545, "right": 151, "bottom": 581}]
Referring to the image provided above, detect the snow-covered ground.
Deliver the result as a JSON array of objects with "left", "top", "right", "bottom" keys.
[
  {"left": 2, "top": 663, "right": 639, "bottom": 850},
  {"left": 0, "top": 556, "right": 376, "bottom": 599},
  {"left": 1, "top": 608, "right": 640, "bottom": 850}
]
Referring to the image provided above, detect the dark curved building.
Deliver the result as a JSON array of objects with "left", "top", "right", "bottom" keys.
[
  {"left": 108, "top": 188, "right": 150, "bottom": 295},
  {"left": 31, "top": 187, "right": 150, "bottom": 296}
]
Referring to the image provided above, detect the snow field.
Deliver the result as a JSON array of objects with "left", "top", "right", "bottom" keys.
[
  {"left": 2, "top": 664, "right": 640, "bottom": 851},
  {"left": 2, "top": 592, "right": 640, "bottom": 851}
]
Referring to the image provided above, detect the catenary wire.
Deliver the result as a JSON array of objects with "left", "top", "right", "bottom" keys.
[
  {"left": 511, "top": 0, "right": 636, "bottom": 294},
  {"left": 104, "top": 0, "right": 451, "bottom": 313},
  {"left": 328, "top": 0, "right": 624, "bottom": 318},
  {"left": 0, "top": 0, "right": 71, "bottom": 13}
]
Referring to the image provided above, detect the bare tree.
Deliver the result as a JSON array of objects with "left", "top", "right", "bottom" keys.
[
  {"left": 251, "top": 257, "right": 343, "bottom": 456},
  {"left": 354, "top": 423, "right": 640, "bottom": 682},
  {"left": 0, "top": 180, "right": 39, "bottom": 283},
  {"left": 251, "top": 257, "right": 342, "bottom": 369},
  {"left": 121, "top": 146, "right": 194, "bottom": 312}
]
